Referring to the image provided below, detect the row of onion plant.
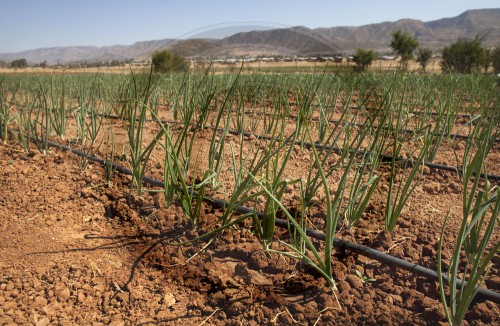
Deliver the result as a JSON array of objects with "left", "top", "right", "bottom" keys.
[{"left": 0, "top": 69, "right": 497, "bottom": 320}]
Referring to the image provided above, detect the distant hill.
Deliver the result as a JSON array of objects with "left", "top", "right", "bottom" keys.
[
  {"left": 1, "top": 8, "right": 499, "bottom": 64},
  {"left": 0, "top": 39, "right": 178, "bottom": 65},
  {"left": 217, "top": 8, "right": 500, "bottom": 56}
]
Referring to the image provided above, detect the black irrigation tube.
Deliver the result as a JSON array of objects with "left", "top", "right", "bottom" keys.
[
  {"left": 222, "top": 129, "right": 500, "bottom": 182},
  {"left": 96, "top": 109, "right": 500, "bottom": 144},
  {"left": 95, "top": 113, "right": 500, "bottom": 181},
  {"left": 256, "top": 109, "right": 494, "bottom": 142},
  {"left": 285, "top": 102, "right": 477, "bottom": 120},
  {"left": 297, "top": 118, "right": 500, "bottom": 143},
  {"left": 42, "top": 139, "right": 500, "bottom": 304}
]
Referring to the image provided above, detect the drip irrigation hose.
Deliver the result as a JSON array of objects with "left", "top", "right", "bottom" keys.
[
  {"left": 310, "top": 103, "right": 476, "bottom": 120},
  {"left": 225, "top": 129, "right": 500, "bottom": 182},
  {"left": 320, "top": 119, "right": 500, "bottom": 143},
  {"left": 94, "top": 113, "right": 500, "bottom": 181},
  {"left": 43, "top": 139, "right": 500, "bottom": 304},
  {"left": 96, "top": 112, "right": 500, "bottom": 143}
]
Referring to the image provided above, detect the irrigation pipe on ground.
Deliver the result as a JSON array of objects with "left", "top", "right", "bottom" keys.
[
  {"left": 94, "top": 113, "right": 500, "bottom": 182},
  {"left": 42, "top": 139, "right": 500, "bottom": 304},
  {"left": 221, "top": 129, "right": 500, "bottom": 182},
  {"left": 94, "top": 113, "right": 500, "bottom": 181},
  {"left": 97, "top": 112, "right": 500, "bottom": 143}
]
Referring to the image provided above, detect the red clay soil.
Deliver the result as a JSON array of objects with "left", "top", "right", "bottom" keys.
[{"left": 0, "top": 142, "right": 498, "bottom": 325}]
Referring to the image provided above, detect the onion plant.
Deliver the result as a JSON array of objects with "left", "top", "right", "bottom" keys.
[
  {"left": 103, "top": 125, "right": 117, "bottom": 184},
  {"left": 241, "top": 121, "right": 340, "bottom": 292},
  {"left": 456, "top": 117, "right": 498, "bottom": 258},
  {"left": 74, "top": 76, "right": 106, "bottom": 170},
  {"left": 49, "top": 76, "right": 70, "bottom": 140},
  {"left": 150, "top": 115, "right": 215, "bottom": 227},
  {"left": 256, "top": 117, "right": 301, "bottom": 249},
  {"left": 147, "top": 69, "right": 224, "bottom": 226},
  {"left": 343, "top": 155, "right": 379, "bottom": 229},
  {"left": 207, "top": 73, "right": 243, "bottom": 190},
  {"left": 0, "top": 78, "right": 20, "bottom": 143},
  {"left": 124, "top": 71, "right": 164, "bottom": 195},
  {"left": 384, "top": 81, "right": 431, "bottom": 231},
  {"left": 162, "top": 124, "right": 213, "bottom": 226},
  {"left": 438, "top": 117, "right": 499, "bottom": 325},
  {"left": 26, "top": 76, "right": 56, "bottom": 154},
  {"left": 302, "top": 110, "right": 352, "bottom": 207},
  {"left": 423, "top": 88, "right": 461, "bottom": 162},
  {"left": 14, "top": 102, "right": 32, "bottom": 152},
  {"left": 221, "top": 123, "right": 297, "bottom": 228}
]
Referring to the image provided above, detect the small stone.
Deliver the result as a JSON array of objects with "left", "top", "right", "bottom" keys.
[
  {"left": 94, "top": 284, "right": 105, "bottom": 293},
  {"left": 346, "top": 274, "right": 363, "bottom": 289},
  {"left": 390, "top": 294, "right": 403, "bottom": 304},
  {"left": 156, "top": 310, "right": 171, "bottom": 320},
  {"left": 422, "top": 245, "right": 435, "bottom": 257},
  {"left": 163, "top": 292, "right": 176, "bottom": 307},
  {"left": 43, "top": 302, "right": 60, "bottom": 316},
  {"left": 77, "top": 291, "right": 85, "bottom": 303},
  {"left": 54, "top": 283, "right": 70, "bottom": 302},
  {"left": 3, "top": 302, "right": 17, "bottom": 310},
  {"left": 423, "top": 184, "right": 436, "bottom": 194},
  {"left": 36, "top": 317, "right": 51, "bottom": 326},
  {"left": 109, "top": 318, "right": 125, "bottom": 326},
  {"left": 337, "top": 280, "right": 351, "bottom": 293},
  {"left": 33, "top": 278, "right": 42, "bottom": 290},
  {"left": 421, "top": 166, "right": 431, "bottom": 175},
  {"left": 34, "top": 296, "right": 48, "bottom": 307}
]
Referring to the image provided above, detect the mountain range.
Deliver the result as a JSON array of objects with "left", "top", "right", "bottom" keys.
[{"left": 1, "top": 8, "right": 499, "bottom": 64}]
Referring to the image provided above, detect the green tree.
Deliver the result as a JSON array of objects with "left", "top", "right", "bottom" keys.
[
  {"left": 152, "top": 50, "right": 189, "bottom": 73},
  {"left": 491, "top": 46, "right": 500, "bottom": 74},
  {"left": 441, "top": 36, "right": 488, "bottom": 74},
  {"left": 479, "top": 48, "right": 491, "bottom": 73},
  {"left": 390, "top": 29, "right": 419, "bottom": 70},
  {"left": 416, "top": 48, "right": 433, "bottom": 72},
  {"left": 352, "top": 49, "right": 377, "bottom": 72},
  {"left": 11, "top": 58, "right": 28, "bottom": 68}
]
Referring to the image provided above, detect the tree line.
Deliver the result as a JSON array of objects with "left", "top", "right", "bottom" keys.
[{"left": 353, "top": 30, "right": 500, "bottom": 74}]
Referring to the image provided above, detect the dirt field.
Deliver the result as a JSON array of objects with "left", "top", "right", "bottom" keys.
[
  {"left": 0, "top": 69, "right": 499, "bottom": 325},
  {"left": 0, "top": 101, "right": 498, "bottom": 325}
]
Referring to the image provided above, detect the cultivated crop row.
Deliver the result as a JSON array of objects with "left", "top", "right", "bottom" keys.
[{"left": 0, "top": 69, "right": 498, "bottom": 325}]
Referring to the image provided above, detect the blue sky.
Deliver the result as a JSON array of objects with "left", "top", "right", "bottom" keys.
[{"left": 0, "top": 0, "right": 498, "bottom": 53}]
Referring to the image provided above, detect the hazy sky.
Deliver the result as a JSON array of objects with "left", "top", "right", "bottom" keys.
[{"left": 0, "top": 0, "right": 498, "bottom": 53}]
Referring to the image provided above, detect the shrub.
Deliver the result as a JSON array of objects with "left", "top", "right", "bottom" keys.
[
  {"left": 152, "top": 50, "right": 189, "bottom": 73},
  {"left": 441, "top": 36, "right": 488, "bottom": 74},
  {"left": 11, "top": 58, "right": 28, "bottom": 68},
  {"left": 352, "top": 49, "right": 377, "bottom": 72}
]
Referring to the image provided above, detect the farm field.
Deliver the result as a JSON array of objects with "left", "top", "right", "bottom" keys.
[
  {"left": 0, "top": 70, "right": 499, "bottom": 325},
  {"left": 0, "top": 58, "right": 444, "bottom": 75}
]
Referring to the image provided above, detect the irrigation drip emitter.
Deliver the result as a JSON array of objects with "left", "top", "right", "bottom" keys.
[{"left": 43, "top": 139, "right": 500, "bottom": 304}]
